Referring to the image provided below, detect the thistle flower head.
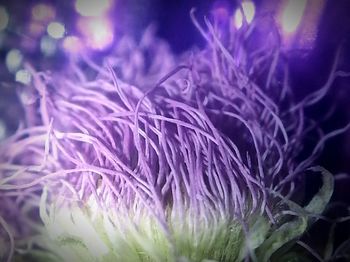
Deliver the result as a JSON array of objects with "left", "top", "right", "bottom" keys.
[{"left": 0, "top": 11, "right": 340, "bottom": 262}]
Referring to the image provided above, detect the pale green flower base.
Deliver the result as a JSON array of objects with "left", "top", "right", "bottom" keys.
[
  {"left": 12, "top": 167, "right": 333, "bottom": 262},
  {"left": 36, "top": 201, "right": 247, "bottom": 262}
]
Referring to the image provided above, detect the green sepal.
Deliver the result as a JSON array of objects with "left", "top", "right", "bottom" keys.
[{"left": 254, "top": 166, "right": 334, "bottom": 261}]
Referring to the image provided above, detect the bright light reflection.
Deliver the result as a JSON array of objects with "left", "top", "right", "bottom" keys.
[
  {"left": 281, "top": 0, "right": 307, "bottom": 34},
  {"left": 77, "top": 17, "right": 114, "bottom": 50},
  {"left": 47, "top": 22, "right": 65, "bottom": 39},
  {"left": 234, "top": 9, "right": 243, "bottom": 29},
  {"left": 242, "top": 1, "right": 255, "bottom": 24},
  {"left": 5, "top": 49, "right": 23, "bottom": 72},
  {"left": 32, "top": 4, "right": 56, "bottom": 22},
  {"left": 75, "top": 0, "right": 112, "bottom": 17},
  {"left": 0, "top": 6, "right": 9, "bottom": 31},
  {"left": 15, "top": 69, "right": 32, "bottom": 85},
  {"left": 233, "top": 1, "right": 256, "bottom": 29}
]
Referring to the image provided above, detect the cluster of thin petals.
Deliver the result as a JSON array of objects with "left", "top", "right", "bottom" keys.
[{"left": 0, "top": 14, "right": 341, "bottom": 261}]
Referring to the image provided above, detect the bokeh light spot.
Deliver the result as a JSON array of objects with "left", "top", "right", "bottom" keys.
[
  {"left": 47, "top": 22, "right": 65, "bottom": 39},
  {"left": 77, "top": 17, "right": 114, "bottom": 50},
  {"left": 233, "top": 1, "right": 256, "bottom": 29},
  {"left": 5, "top": 49, "right": 23, "bottom": 73},
  {"left": 0, "top": 6, "right": 9, "bottom": 31},
  {"left": 40, "top": 36, "right": 57, "bottom": 56},
  {"left": 281, "top": 0, "right": 307, "bottom": 34},
  {"left": 32, "top": 4, "right": 56, "bottom": 22},
  {"left": 19, "top": 89, "right": 36, "bottom": 105},
  {"left": 15, "top": 69, "right": 32, "bottom": 85},
  {"left": 241, "top": 1, "right": 255, "bottom": 24},
  {"left": 62, "top": 36, "right": 83, "bottom": 54},
  {"left": 75, "top": 0, "right": 112, "bottom": 17},
  {"left": 234, "top": 9, "right": 243, "bottom": 29}
]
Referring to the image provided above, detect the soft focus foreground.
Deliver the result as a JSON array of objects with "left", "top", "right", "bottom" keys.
[{"left": 0, "top": 10, "right": 340, "bottom": 262}]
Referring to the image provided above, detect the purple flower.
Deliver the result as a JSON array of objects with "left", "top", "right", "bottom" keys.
[{"left": 0, "top": 12, "right": 343, "bottom": 262}]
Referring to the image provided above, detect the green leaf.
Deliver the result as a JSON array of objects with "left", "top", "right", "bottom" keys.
[
  {"left": 255, "top": 217, "right": 308, "bottom": 262},
  {"left": 238, "top": 216, "right": 270, "bottom": 260},
  {"left": 255, "top": 166, "right": 334, "bottom": 261},
  {"left": 305, "top": 166, "right": 334, "bottom": 215}
]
